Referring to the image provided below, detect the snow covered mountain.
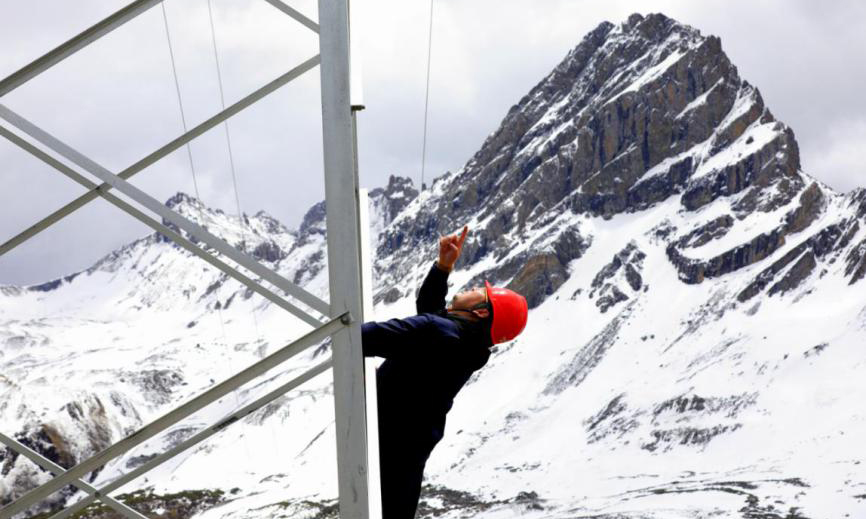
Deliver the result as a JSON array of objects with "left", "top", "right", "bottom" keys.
[{"left": 3, "top": 12, "right": 866, "bottom": 519}]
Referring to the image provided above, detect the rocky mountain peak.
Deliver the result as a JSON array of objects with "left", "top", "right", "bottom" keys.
[
  {"left": 369, "top": 175, "right": 419, "bottom": 235},
  {"left": 164, "top": 191, "right": 200, "bottom": 210},
  {"left": 297, "top": 175, "right": 418, "bottom": 243},
  {"left": 374, "top": 12, "right": 843, "bottom": 309}
]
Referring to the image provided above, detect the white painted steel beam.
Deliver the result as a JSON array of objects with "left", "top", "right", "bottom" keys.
[
  {"left": 319, "top": 0, "right": 372, "bottom": 516},
  {"left": 45, "top": 359, "right": 334, "bottom": 519},
  {"left": 0, "top": 125, "right": 323, "bottom": 328},
  {"left": 0, "top": 433, "right": 148, "bottom": 519},
  {"left": 262, "top": 0, "right": 320, "bottom": 34},
  {"left": 0, "top": 315, "right": 347, "bottom": 519},
  {"left": 0, "top": 0, "right": 163, "bottom": 97},
  {"left": 359, "top": 188, "right": 382, "bottom": 518},
  {"left": 0, "top": 55, "right": 320, "bottom": 259},
  {"left": 0, "top": 104, "right": 330, "bottom": 320}
]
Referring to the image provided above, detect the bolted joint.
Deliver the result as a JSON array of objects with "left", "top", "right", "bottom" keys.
[{"left": 339, "top": 312, "right": 354, "bottom": 325}]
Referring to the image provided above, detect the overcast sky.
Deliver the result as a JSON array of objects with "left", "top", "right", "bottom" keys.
[{"left": 1, "top": 0, "right": 864, "bottom": 285}]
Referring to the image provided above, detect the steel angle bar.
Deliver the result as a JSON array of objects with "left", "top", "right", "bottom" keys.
[
  {"left": 0, "top": 105, "right": 330, "bottom": 319},
  {"left": 0, "top": 126, "right": 323, "bottom": 328},
  {"left": 0, "top": 0, "right": 163, "bottom": 98},
  {"left": 359, "top": 189, "right": 382, "bottom": 517},
  {"left": 0, "top": 433, "right": 147, "bottom": 519},
  {"left": 0, "top": 315, "right": 346, "bottom": 519},
  {"left": 319, "top": 0, "right": 371, "bottom": 516},
  {"left": 46, "top": 359, "right": 334, "bottom": 519},
  {"left": 262, "top": 0, "right": 320, "bottom": 34},
  {"left": 0, "top": 55, "right": 320, "bottom": 259}
]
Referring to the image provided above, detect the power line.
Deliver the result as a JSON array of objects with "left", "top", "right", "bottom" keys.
[
  {"left": 160, "top": 2, "right": 204, "bottom": 208},
  {"left": 206, "top": 0, "right": 246, "bottom": 243},
  {"left": 420, "top": 0, "right": 434, "bottom": 192}
]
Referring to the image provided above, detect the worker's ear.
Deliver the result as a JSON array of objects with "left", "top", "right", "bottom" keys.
[{"left": 472, "top": 307, "right": 490, "bottom": 320}]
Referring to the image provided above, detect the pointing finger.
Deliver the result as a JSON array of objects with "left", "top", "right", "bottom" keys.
[{"left": 457, "top": 225, "right": 469, "bottom": 248}]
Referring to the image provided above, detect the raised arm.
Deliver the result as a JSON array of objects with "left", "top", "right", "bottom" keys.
[
  {"left": 416, "top": 226, "right": 468, "bottom": 314},
  {"left": 415, "top": 262, "right": 450, "bottom": 314}
]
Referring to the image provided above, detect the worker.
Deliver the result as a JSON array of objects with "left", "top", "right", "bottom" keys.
[{"left": 362, "top": 225, "right": 529, "bottom": 519}]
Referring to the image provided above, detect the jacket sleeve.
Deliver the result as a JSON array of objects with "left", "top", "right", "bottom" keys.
[
  {"left": 362, "top": 315, "right": 432, "bottom": 360},
  {"left": 415, "top": 262, "right": 450, "bottom": 314}
]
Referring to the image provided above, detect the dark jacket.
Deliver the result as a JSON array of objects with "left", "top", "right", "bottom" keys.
[{"left": 362, "top": 263, "right": 492, "bottom": 518}]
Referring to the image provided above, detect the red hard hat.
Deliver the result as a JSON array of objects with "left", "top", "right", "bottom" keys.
[{"left": 485, "top": 281, "right": 528, "bottom": 345}]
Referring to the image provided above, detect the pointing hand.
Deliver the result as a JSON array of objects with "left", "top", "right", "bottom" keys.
[{"left": 438, "top": 225, "right": 468, "bottom": 272}]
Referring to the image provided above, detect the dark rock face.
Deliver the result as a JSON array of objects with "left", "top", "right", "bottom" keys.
[
  {"left": 767, "top": 251, "right": 816, "bottom": 297},
  {"left": 131, "top": 369, "right": 184, "bottom": 406},
  {"left": 680, "top": 125, "right": 802, "bottom": 214},
  {"left": 590, "top": 242, "right": 646, "bottom": 312},
  {"left": 252, "top": 240, "right": 286, "bottom": 263},
  {"left": 738, "top": 222, "right": 851, "bottom": 301},
  {"left": 164, "top": 192, "right": 196, "bottom": 210},
  {"left": 653, "top": 392, "right": 757, "bottom": 416},
  {"left": 297, "top": 200, "right": 327, "bottom": 240},
  {"left": 373, "top": 286, "right": 403, "bottom": 305},
  {"left": 292, "top": 250, "right": 324, "bottom": 286},
  {"left": 668, "top": 182, "right": 826, "bottom": 285},
  {"left": 462, "top": 224, "right": 590, "bottom": 308},
  {"left": 544, "top": 303, "right": 634, "bottom": 395},
  {"left": 584, "top": 394, "right": 640, "bottom": 444},
  {"left": 846, "top": 238, "right": 866, "bottom": 285},
  {"left": 0, "top": 394, "right": 121, "bottom": 513},
  {"left": 677, "top": 215, "right": 734, "bottom": 249},
  {"left": 667, "top": 228, "right": 786, "bottom": 284},
  {"left": 641, "top": 392, "right": 757, "bottom": 452},
  {"left": 506, "top": 253, "right": 569, "bottom": 309},
  {"left": 785, "top": 183, "right": 825, "bottom": 234},
  {"left": 254, "top": 210, "right": 291, "bottom": 235},
  {"left": 642, "top": 424, "right": 741, "bottom": 452},
  {"left": 369, "top": 175, "right": 420, "bottom": 226}
]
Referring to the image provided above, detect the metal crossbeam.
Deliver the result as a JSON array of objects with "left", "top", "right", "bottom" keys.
[
  {"left": 262, "top": 0, "right": 320, "bottom": 34},
  {"left": 0, "top": 104, "right": 330, "bottom": 320},
  {"left": 0, "top": 125, "right": 324, "bottom": 328},
  {"left": 0, "top": 315, "right": 347, "bottom": 519},
  {"left": 0, "top": 433, "right": 147, "bottom": 519},
  {"left": 0, "top": 55, "right": 320, "bottom": 259},
  {"left": 47, "top": 359, "right": 334, "bottom": 519},
  {"left": 0, "top": 0, "right": 163, "bottom": 98}
]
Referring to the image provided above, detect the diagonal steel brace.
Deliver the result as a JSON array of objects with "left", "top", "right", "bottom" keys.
[
  {"left": 0, "top": 314, "right": 347, "bottom": 519},
  {"left": 46, "top": 359, "right": 333, "bottom": 519},
  {"left": 0, "top": 55, "right": 320, "bottom": 260},
  {"left": 0, "top": 0, "right": 164, "bottom": 98},
  {"left": 0, "top": 0, "right": 320, "bottom": 97},
  {"left": 0, "top": 433, "right": 148, "bottom": 519},
  {"left": 0, "top": 103, "right": 330, "bottom": 319},
  {"left": 0, "top": 125, "right": 324, "bottom": 328},
  {"left": 262, "top": 0, "right": 320, "bottom": 33}
]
